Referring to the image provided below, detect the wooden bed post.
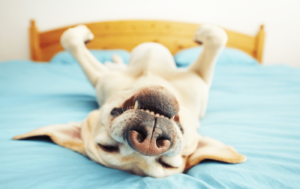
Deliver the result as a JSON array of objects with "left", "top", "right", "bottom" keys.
[
  {"left": 29, "top": 20, "right": 42, "bottom": 61},
  {"left": 255, "top": 25, "right": 265, "bottom": 63}
]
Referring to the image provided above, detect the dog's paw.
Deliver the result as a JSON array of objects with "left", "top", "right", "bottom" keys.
[
  {"left": 60, "top": 25, "right": 94, "bottom": 50},
  {"left": 193, "top": 24, "right": 227, "bottom": 47},
  {"left": 112, "top": 54, "right": 125, "bottom": 65}
]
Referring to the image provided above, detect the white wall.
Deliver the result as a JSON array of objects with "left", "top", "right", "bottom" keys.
[{"left": 0, "top": 0, "right": 300, "bottom": 67}]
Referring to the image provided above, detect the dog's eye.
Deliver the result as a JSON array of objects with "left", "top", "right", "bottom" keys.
[
  {"left": 98, "top": 144, "right": 119, "bottom": 153},
  {"left": 158, "top": 158, "right": 176, "bottom": 169}
]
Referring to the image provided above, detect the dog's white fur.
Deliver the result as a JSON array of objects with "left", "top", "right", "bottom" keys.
[{"left": 14, "top": 24, "right": 246, "bottom": 178}]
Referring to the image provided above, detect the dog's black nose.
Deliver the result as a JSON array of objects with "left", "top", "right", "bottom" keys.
[{"left": 126, "top": 111, "right": 174, "bottom": 156}]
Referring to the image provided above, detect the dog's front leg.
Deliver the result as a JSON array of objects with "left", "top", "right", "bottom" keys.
[
  {"left": 188, "top": 25, "right": 227, "bottom": 86},
  {"left": 61, "top": 25, "right": 108, "bottom": 87}
]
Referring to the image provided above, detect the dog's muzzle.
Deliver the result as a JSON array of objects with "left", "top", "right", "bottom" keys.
[{"left": 111, "top": 86, "right": 181, "bottom": 156}]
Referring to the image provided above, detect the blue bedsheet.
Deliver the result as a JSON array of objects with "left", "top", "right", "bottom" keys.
[{"left": 1, "top": 58, "right": 300, "bottom": 188}]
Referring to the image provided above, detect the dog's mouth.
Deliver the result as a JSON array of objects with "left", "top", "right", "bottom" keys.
[
  {"left": 111, "top": 101, "right": 178, "bottom": 120},
  {"left": 111, "top": 85, "right": 179, "bottom": 119},
  {"left": 111, "top": 102, "right": 183, "bottom": 134},
  {"left": 110, "top": 85, "right": 183, "bottom": 156}
]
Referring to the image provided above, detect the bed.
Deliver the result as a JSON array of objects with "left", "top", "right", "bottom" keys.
[{"left": 1, "top": 20, "right": 300, "bottom": 189}]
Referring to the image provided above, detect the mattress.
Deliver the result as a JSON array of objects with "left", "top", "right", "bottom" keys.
[{"left": 1, "top": 49, "right": 300, "bottom": 189}]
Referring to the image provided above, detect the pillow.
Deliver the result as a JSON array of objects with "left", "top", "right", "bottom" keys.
[
  {"left": 50, "top": 49, "right": 130, "bottom": 65},
  {"left": 174, "top": 47, "right": 259, "bottom": 68}
]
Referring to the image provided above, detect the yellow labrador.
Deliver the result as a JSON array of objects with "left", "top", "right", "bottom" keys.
[{"left": 14, "top": 24, "right": 246, "bottom": 178}]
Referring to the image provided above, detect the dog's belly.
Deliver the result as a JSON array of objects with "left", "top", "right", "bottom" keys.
[{"left": 128, "top": 42, "right": 177, "bottom": 73}]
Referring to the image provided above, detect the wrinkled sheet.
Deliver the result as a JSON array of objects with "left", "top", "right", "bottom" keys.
[{"left": 1, "top": 60, "right": 300, "bottom": 189}]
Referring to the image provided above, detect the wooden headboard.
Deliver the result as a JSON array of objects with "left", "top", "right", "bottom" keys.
[{"left": 30, "top": 20, "right": 265, "bottom": 63}]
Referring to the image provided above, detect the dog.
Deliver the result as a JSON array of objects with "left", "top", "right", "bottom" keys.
[{"left": 14, "top": 24, "right": 246, "bottom": 178}]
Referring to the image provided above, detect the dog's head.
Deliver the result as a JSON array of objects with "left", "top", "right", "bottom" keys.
[{"left": 14, "top": 83, "right": 246, "bottom": 177}]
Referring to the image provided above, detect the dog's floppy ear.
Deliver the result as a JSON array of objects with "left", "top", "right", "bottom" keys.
[
  {"left": 13, "top": 121, "right": 86, "bottom": 155},
  {"left": 185, "top": 136, "right": 246, "bottom": 170}
]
